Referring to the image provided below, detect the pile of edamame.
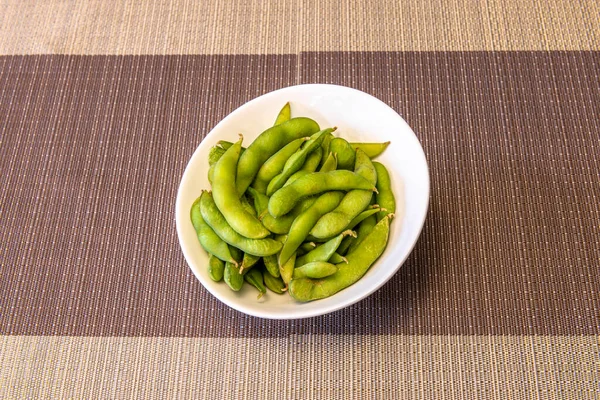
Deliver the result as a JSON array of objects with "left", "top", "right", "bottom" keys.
[{"left": 191, "top": 103, "right": 396, "bottom": 302}]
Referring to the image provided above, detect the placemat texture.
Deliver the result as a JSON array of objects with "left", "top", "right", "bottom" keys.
[{"left": 1, "top": 0, "right": 599, "bottom": 398}]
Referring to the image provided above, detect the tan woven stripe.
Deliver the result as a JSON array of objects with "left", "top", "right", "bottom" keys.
[
  {"left": 0, "top": 335, "right": 597, "bottom": 398},
  {"left": 0, "top": 0, "right": 599, "bottom": 54}
]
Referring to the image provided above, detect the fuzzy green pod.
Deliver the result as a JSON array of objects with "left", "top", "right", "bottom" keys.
[
  {"left": 274, "top": 102, "right": 291, "bottom": 126},
  {"left": 373, "top": 161, "right": 396, "bottom": 220},
  {"left": 212, "top": 137, "right": 270, "bottom": 239},
  {"left": 309, "top": 149, "right": 377, "bottom": 239},
  {"left": 289, "top": 215, "right": 392, "bottom": 302},
  {"left": 200, "top": 192, "right": 282, "bottom": 257},
  {"left": 329, "top": 137, "right": 355, "bottom": 170},
  {"left": 293, "top": 262, "right": 338, "bottom": 279},
  {"left": 190, "top": 196, "right": 236, "bottom": 265},
  {"left": 268, "top": 170, "right": 376, "bottom": 218},
  {"left": 349, "top": 142, "right": 390, "bottom": 158},
  {"left": 236, "top": 117, "right": 320, "bottom": 195},
  {"left": 208, "top": 254, "right": 225, "bottom": 282}
]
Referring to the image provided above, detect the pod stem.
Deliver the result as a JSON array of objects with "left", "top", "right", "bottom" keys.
[{"left": 342, "top": 229, "right": 357, "bottom": 238}]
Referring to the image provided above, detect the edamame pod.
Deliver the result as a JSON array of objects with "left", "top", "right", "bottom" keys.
[
  {"left": 246, "top": 187, "right": 269, "bottom": 217},
  {"left": 295, "top": 230, "right": 354, "bottom": 267},
  {"left": 279, "top": 252, "right": 296, "bottom": 285},
  {"left": 268, "top": 170, "right": 377, "bottom": 218},
  {"left": 244, "top": 268, "right": 266, "bottom": 298},
  {"left": 200, "top": 191, "right": 282, "bottom": 256},
  {"left": 329, "top": 137, "right": 355, "bottom": 170},
  {"left": 298, "top": 242, "right": 317, "bottom": 254},
  {"left": 224, "top": 247, "right": 244, "bottom": 291},
  {"left": 318, "top": 132, "right": 334, "bottom": 168},
  {"left": 336, "top": 235, "right": 354, "bottom": 256},
  {"left": 347, "top": 214, "right": 377, "bottom": 254},
  {"left": 240, "top": 193, "right": 257, "bottom": 217},
  {"left": 373, "top": 161, "right": 396, "bottom": 220},
  {"left": 261, "top": 196, "right": 316, "bottom": 234},
  {"left": 349, "top": 142, "right": 390, "bottom": 158},
  {"left": 190, "top": 196, "right": 236, "bottom": 265},
  {"left": 288, "top": 215, "right": 392, "bottom": 302},
  {"left": 345, "top": 207, "right": 381, "bottom": 231},
  {"left": 274, "top": 102, "right": 291, "bottom": 126},
  {"left": 310, "top": 149, "right": 377, "bottom": 239},
  {"left": 212, "top": 137, "right": 270, "bottom": 239},
  {"left": 284, "top": 146, "right": 324, "bottom": 187},
  {"left": 319, "top": 152, "right": 337, "bottom": 172},
  {"left": 209, "top": 145, "right": 226, "bottom": 166},
  {"left": 263, "top": 270, "right": 287, "bottom": 294},
  {"left": 251, "top": 137, "right": 308, "bottom": 194},
  {"left": 293, "top": 261, "right": 338, "bottom": 279},
  {"left": 266, "top": 129, "right": 332, "bottom": 196},
  {"left": 236, "top": 117, "right": 320, "bottom": 195},
  {"left": 218, "top": 141, "right": 245, "bottom": 151},
  {"left": 278, "top": 191, "right": 345, "bottom": 266},
  {"left": 263, "top": 255, "right": 281, "bottom": 278},
  {"left": 241, "top": 253, "right": 261, "bottom": 273},
  {"left": 328, "top": 252, "right": 347, "bottom": 264},
  {"left": 208, "top": 254, "right": 225, "bottom": 282}
]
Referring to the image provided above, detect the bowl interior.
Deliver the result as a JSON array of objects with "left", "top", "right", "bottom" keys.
[{"left": 176, "top": 84, "right": 429, "bottom": 319}]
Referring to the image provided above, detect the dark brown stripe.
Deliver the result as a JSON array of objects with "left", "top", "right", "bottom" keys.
[{"left": 0, "top": 53, "right": 598, "bottom": 336}]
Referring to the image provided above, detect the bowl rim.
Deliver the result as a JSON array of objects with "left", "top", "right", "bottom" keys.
[{"left": 175, "top": 83, "right": 430, "bottom": 319}]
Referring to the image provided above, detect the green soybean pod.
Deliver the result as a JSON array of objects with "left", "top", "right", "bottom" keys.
[
  {"left": 208, "top": 254, "right": 225, "bottom": 282},
  {"left": 261, "top": 196, "right": 317, "bottom": 235},
  {"left": 236, "top": 117, "right": 320, "bottom": 195},
  {"left": 318, "top": 132, "right": 335, "bottom": 168},
  {"left": 274, "top": 234, "right": 288, "bottom": 243},
  {"left": 295, "top": 230, "right": 355, "bottom": 267},
  {"left": 251, "top": 137, "right": 308, "bottom": 194},
  {"left": 288, "top": 215, "right": 392, "bottom": 302},
  {"left": 263, "top": 270, "right": 287, "bottom": 294},
  {"left": 328, "top": 252, "right": 347, "bottom": 264},
  {"left": 349, "top": 142, "right": 390, "bottom": 158},
  {"left": 212, "top": 137, "right": 270, "bottom": 239},
  {"left": 208, "top": 165, "right": 215, "bottom": 184},
  {"left": 217, "top": 141, "right": 239, "bottom": 151},
  {"left": 200, "top": 191, "right": 282, "bottom": 257},
  {"left": 293, "top": 261, "right": 338, "bottom": 279},
  {"left": 278, "top": 191, "right": 345, "bottom": 266},
  {"left": 209, "top": 145, "right": 226, "bottom": 166},
  {"left": 306, "top": 206, "right": 379, "bottom": 243},
  {"left": 279, "top": 252, "right": 296, "bottom": 285},
  {"left": 240, "top": 252, "right": 261, "bottom": 273},
  {"left": 266, "top": 129, "right": 332, "bottom": 196},
  {"left": 345, "top": 207, "right": 381, "bottom": 231},
  {"left": 224, "top": 247, "right": 244, "bottom": 291},
  {"left": 283, "top": 146, "right": 323, "bottom": 187},
  {"left": 240, "top": 193, "right": 257, "bottom": 217},
  {"left": 246, "top": 187, "right": 269, "bottom": 217},
  {"left": 329, "top": 137, "right": 355, "bottom": 170},
  {"left": 274, "top": 102, "right": 291, "bottom": 126},
  {"left": 336, "top": 235, "right": 353, "bottom": 255},
  {"left": 244, "top": 268, "right": 266, "bottom": 299},
  {"left": 373, "top": 161, "right": 396, "bottom": 220},
  {"left": 268, "top": 170, "right": 377, "bottom": 218},
  {"left": 298, "top": 242, "right": 317, "bottom": 255},
  {"left": 190, "top": 196, "right": 236, "bottom": 265},
  {"left": 319, "top": 152, "right": 337, "bottom": 173},
  {"left": 309, "top": 149, "right": 377, "bottom": 239},
  {"left": 347, "top": 214, "right": 377, "bottom": 254},
  {"left": 263, "top": 255, "right": 281, "bottom": 278}
]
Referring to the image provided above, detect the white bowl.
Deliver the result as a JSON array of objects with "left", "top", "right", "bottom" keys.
[{"left": 176, "top": 84, "right": 429, "bottom": 319}]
